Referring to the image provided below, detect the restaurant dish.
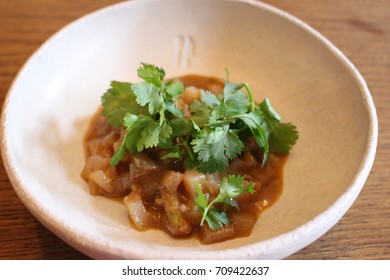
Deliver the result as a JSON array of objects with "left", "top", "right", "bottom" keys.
[{"left": 82, "top": 63, "right": 298, "bottom": 243}]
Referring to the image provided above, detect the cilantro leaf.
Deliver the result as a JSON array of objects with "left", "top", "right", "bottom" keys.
[
  {"left": 122, "top": 113, "right": 153, "bottom": 153},
  {"left": 131, "top": 82, "right": 163, "bottom": 115},
  {"left": 137, "top": 63, "right": 165, "bottom": 87},
  {"left": 111, "top": 113, "right": 173, "bottom": 163},
  {"left": 192, "top": 125, "right": 244, "bottom": 173},
  {"left": 190, "top": 100, "right": 211, "bottom": 127},
  {"left": 158, "top": 122, "right": 173, "bottom": 142},
  {"left": 257, "top": 98, "right": 299, "bottom": 154},
  {"left": 200, "top": 89, "right": 220, "bottom": 107},
  {"left": 205, "top": 208, "right": 230, "bottom": 230},
  {"left": 224, "top": 90, "right": 249, "bottom": 116},
  {"left": 101, "top": 81, "right": 149, "bottom": 127},
  {"left": 269, "top": 122, "right": 299, "bottom": 153},
  {"left": 258, "top": 98, "right": 281, "bottom": 122},
  {"left": 238, "top": 111, "right": 269, "bottom": 165},
  {"left": 166, "top": 81, "right": 185, "bottom": 99},
  {"left": 224, "top": 129, "right": 245, "bottom": 159},
  {"left": 160, "top": 150, "right": 182, "bottom": 160},
  {"left": 194, "top": 185, "right": 208, "bottom": 210},
  {"left": 138, "top": 121, "right": 172, "bottom": 151},
  {"left": 196, "top": 158, "right": 229, "bottom": 175},
  {"left": 110, "top": 133, "right": 130, "bottom": 166},
  {"left": 164, "top": 101, "right": 184, "bottom": 118},
  {"left": 223, "top": 81, "right": 245, "bottom": 102},
  {"left": 216, "top": 175, "right": 255, "bottom": 203},
  {"left": 109, "top": 114, "right": 150, "bottom": 165},
  {"left": 170, "top": 118, "right": 193, "bottom": 137},
  {"left": 217, "top": 175, "right": 246, "bottom": 200}
]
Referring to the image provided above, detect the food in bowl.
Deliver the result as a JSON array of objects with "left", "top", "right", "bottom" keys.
[{"left": 81, "top": 63, "right": 298, "bottom": 244}]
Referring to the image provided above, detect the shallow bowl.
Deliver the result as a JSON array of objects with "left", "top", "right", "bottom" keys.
[{"left": 0, "top": 0, "right": 377, "bottom": 259}]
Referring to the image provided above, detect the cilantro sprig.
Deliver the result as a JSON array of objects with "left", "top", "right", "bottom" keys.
[
  {"left": 188, "top": 74, "right": 298, "bottom": 172},
  {"left": 194, "top": 175, "right": 255, "bottom": 230},
  {"left": 102, "top": 63, "right": 186, "bottom": 165}
]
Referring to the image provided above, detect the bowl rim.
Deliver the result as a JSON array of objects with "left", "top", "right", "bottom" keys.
[{"left": 0, "top": 0, "right": 378, "bottom": 259}]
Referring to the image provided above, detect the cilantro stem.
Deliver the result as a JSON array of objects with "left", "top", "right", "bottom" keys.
[
  {"left": 224, "top": 68, "right": 230, "bottom": 83},
  {"left": 204, "top": 120, "right": 231, "bottom": 128},
  {"left": 180, "top": 136, "right": 195, "bottom": 161},
  {"left": 158, "top": 108, "right": 165, "bottom": 125},
  {"left": 200, "top": 201, "right": 216, "bottom": 226},
  {"left": 226, "top": 114, "right": 255, "bottom": 124},
  {"left": 244, "top": 83, "right": 255, "bottom": 112}
]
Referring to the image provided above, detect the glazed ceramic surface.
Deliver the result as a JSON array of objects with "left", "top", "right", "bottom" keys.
[{"left": 0, "top": 0, "right": 377, "bottom": 259}]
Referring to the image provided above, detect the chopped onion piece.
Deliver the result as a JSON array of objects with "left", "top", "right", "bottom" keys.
[
  {"left": 81, "top": 155, "right": 110, "bottom": 180},
  {"left": 124, "top": 192, "right": 153, "bottom": 230},
  {"left": 200, "top": 225, "right": 235, "bottom": 244},
  {"left": 182, "top": 169, "right": 206, "bottom": 198},
  {"left": 129, "top": 153, "right": 158, "bottom": 182},
  {"left": 161, "top": 171, "right": 183, "bottom": 193},
  {"left": 88, "top": 170, "right": 113, "bottom": 193},
  {"left": 161, "top": 191, "right": 192, "bottom": 237}
]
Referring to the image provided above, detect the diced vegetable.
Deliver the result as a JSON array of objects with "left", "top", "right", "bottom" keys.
[
  {"left": 161, "top": 190, "right": 192, "bottom": 237},
  {"left": 161, "top": 171, "right": 183, "bottom": 193},
  {"left": 88, "top": 170, "right": 113, "bottom": 193},
  {"left": 182, "top": 169, "right": 206, "bottom": 198},
  {"left": 124, "top": 192, "right": 154, "bottom": 230},
  {"left": 129, "top": 153, "right": 159, "bottom": 182},
  {"left": 200, "top": 224, "right": 235, "bottom": 244}
]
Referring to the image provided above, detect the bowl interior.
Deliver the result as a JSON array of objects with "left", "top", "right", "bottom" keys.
[{"left": 1, "top": 0, "right": 375, "bottom": 259}]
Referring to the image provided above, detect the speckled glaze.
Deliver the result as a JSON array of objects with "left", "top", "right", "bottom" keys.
[{"left": 0, "top": 0, "right": 377, "bottom": 259}]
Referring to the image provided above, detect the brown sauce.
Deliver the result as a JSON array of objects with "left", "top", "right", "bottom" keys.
[{"left": 81, "top": 75, "right": 286, "bottom": 244}]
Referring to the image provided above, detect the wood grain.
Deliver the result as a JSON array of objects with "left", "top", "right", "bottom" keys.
[{"left": 1, "top": 0, "right": 389, "bottom": 259}]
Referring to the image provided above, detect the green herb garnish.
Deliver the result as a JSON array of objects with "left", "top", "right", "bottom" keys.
[
  {"left": 194, "top": 175, "right": 255, "bottom": 230},
  {"left": 102, "top": 63, "right": 298, "bottom": 170}
]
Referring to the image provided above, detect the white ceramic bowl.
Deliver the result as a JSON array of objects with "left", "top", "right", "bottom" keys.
[{"left": 0, "top": 0, "right": 377, "bottom": 259}]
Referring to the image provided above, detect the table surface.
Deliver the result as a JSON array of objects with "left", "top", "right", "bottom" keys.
[{"left": 1, "top": 0, "right": 389, "bottom": 260}]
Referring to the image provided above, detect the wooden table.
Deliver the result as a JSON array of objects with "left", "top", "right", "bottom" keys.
[{"left": 1, "top": 0, "right": 389, "bottom": 260}]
